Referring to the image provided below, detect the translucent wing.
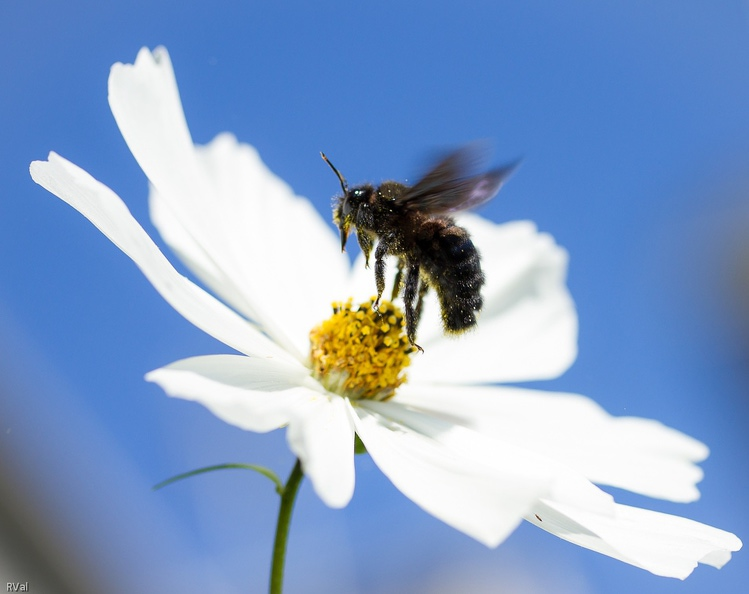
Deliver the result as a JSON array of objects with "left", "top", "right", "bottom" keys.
[{"left": 396, "top": 145, "right": 518, "bottom": 214}]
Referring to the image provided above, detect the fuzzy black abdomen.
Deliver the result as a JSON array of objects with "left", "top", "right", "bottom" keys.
[{"left": 416, "top": 219, "right": 485, "bottom": 333}]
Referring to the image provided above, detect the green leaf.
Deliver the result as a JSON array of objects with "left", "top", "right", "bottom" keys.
[{"left": 153, "top": 463, "right": 284, "bottom": 495}]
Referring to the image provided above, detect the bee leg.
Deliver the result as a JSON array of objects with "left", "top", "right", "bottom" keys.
[
  {"left": 403, "top": 263, "right": 424, "bottom": 353},
  {"left": 391, "top": 259, "right": 404, "bottom": 301},
  {"left": 414, "top": 279, "right": 429, "bottom": 329},
  {"left": 357, "top": 232, "right": 373, "bottom": 268},
  {"left": 373, "top": 235, "right": 393, "bottom": 311}
]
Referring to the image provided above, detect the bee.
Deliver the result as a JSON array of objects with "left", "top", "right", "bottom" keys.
[{"left": 322, "top": 145, "right": 517, "bottom": 351}]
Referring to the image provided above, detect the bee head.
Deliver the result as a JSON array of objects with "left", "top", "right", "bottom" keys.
[
  {"left": 336, "top": 185, "right": 379, "bottom": 251},
  {"left": 333, "top": 194, "right": 353, "bottom": 251},
  {"left": 322, "top": 152, "right": 357, "bottom": 251}
]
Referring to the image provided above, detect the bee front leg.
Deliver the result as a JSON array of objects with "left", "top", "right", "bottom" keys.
[
  {"left": 403, "top": 262, "right": 424, "bottom": 352},
  {"left": 373, "top": 235, "right": 393, "bottom": 311},
  {"left": 357, "top": 232, "right": 374, "bottom": 268}
]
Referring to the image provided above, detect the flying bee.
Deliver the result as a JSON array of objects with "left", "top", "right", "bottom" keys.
[{"left": 322, "top": 145, "right": 517, "bottom": 351}]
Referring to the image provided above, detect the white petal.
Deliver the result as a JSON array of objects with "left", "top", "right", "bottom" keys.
[
  {"left": 410, "top": 218, "right": 577, "bottom": 384},
  {"left": 367, "top": 399, "right": 617, "bottom": 511},
  {"left": 286, "top": 396, "right": 356, "bottom": 508},
  {"left": 395, "top": 384, "right": 707, "bottom": 502},
  {"left": 529, "top": 499, "right": 742, "bottom": 578},
  {"left": 149, "top": 135, "right": 351, "bottom": 357},
  {"left": 353, "top": 403, "right": 554, "bottom": 547},
  {"left": 108, "top": 47, "right": 198, "bottom": 202},
  {"left": 147, "top": 354, "right": 356, "bottom": 508},
  {"left": 29, "top": 153, "right": 292, "bottom": 363},
  {"left": 145, "top": 354, "right": 318, "bottom": 432},
  {"left": 109, "top": 47, "right": 348, "bottom": 357},
  {"left": 389, "top": 390, "right": 741, "bottom": 575}
]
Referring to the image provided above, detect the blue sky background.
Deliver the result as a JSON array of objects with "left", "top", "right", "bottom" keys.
[{"left": 2, "top": 2, "right": 749, "bottom": 593}]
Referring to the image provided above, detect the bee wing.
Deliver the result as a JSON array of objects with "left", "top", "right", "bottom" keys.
[{"left": 396, "top": 145, "right": 518, "bottom": 214}]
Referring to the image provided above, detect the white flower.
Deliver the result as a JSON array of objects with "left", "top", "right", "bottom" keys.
[{"left": 30, "top": 46, "right": 740, "bottom": 579}]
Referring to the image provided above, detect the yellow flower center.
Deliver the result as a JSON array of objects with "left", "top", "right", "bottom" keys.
[{"left": 309, "top": 298, "right": 415, "bottom": 401}]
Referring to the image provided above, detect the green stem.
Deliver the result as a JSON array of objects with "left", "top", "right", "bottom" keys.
[{"left": 269, "top": 459, "right": 304, "bottom": 594}]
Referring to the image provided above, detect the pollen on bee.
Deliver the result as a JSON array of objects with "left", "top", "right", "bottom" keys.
[{"left": 309, "top": 297, "right": 416, "bottom": 401}]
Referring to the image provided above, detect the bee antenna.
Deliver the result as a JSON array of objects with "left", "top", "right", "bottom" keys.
[{"left": 320, "top": 152, "right": 348, "bottom": 195}]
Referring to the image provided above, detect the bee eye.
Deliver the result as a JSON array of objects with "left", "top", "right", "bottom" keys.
[{"left": 342, "top": 198, "right": 352, "bottom": 216}]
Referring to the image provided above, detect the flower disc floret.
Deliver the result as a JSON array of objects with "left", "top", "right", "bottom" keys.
[{"left": 309, "top": 298, "right": 414, "bottom": 401}]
